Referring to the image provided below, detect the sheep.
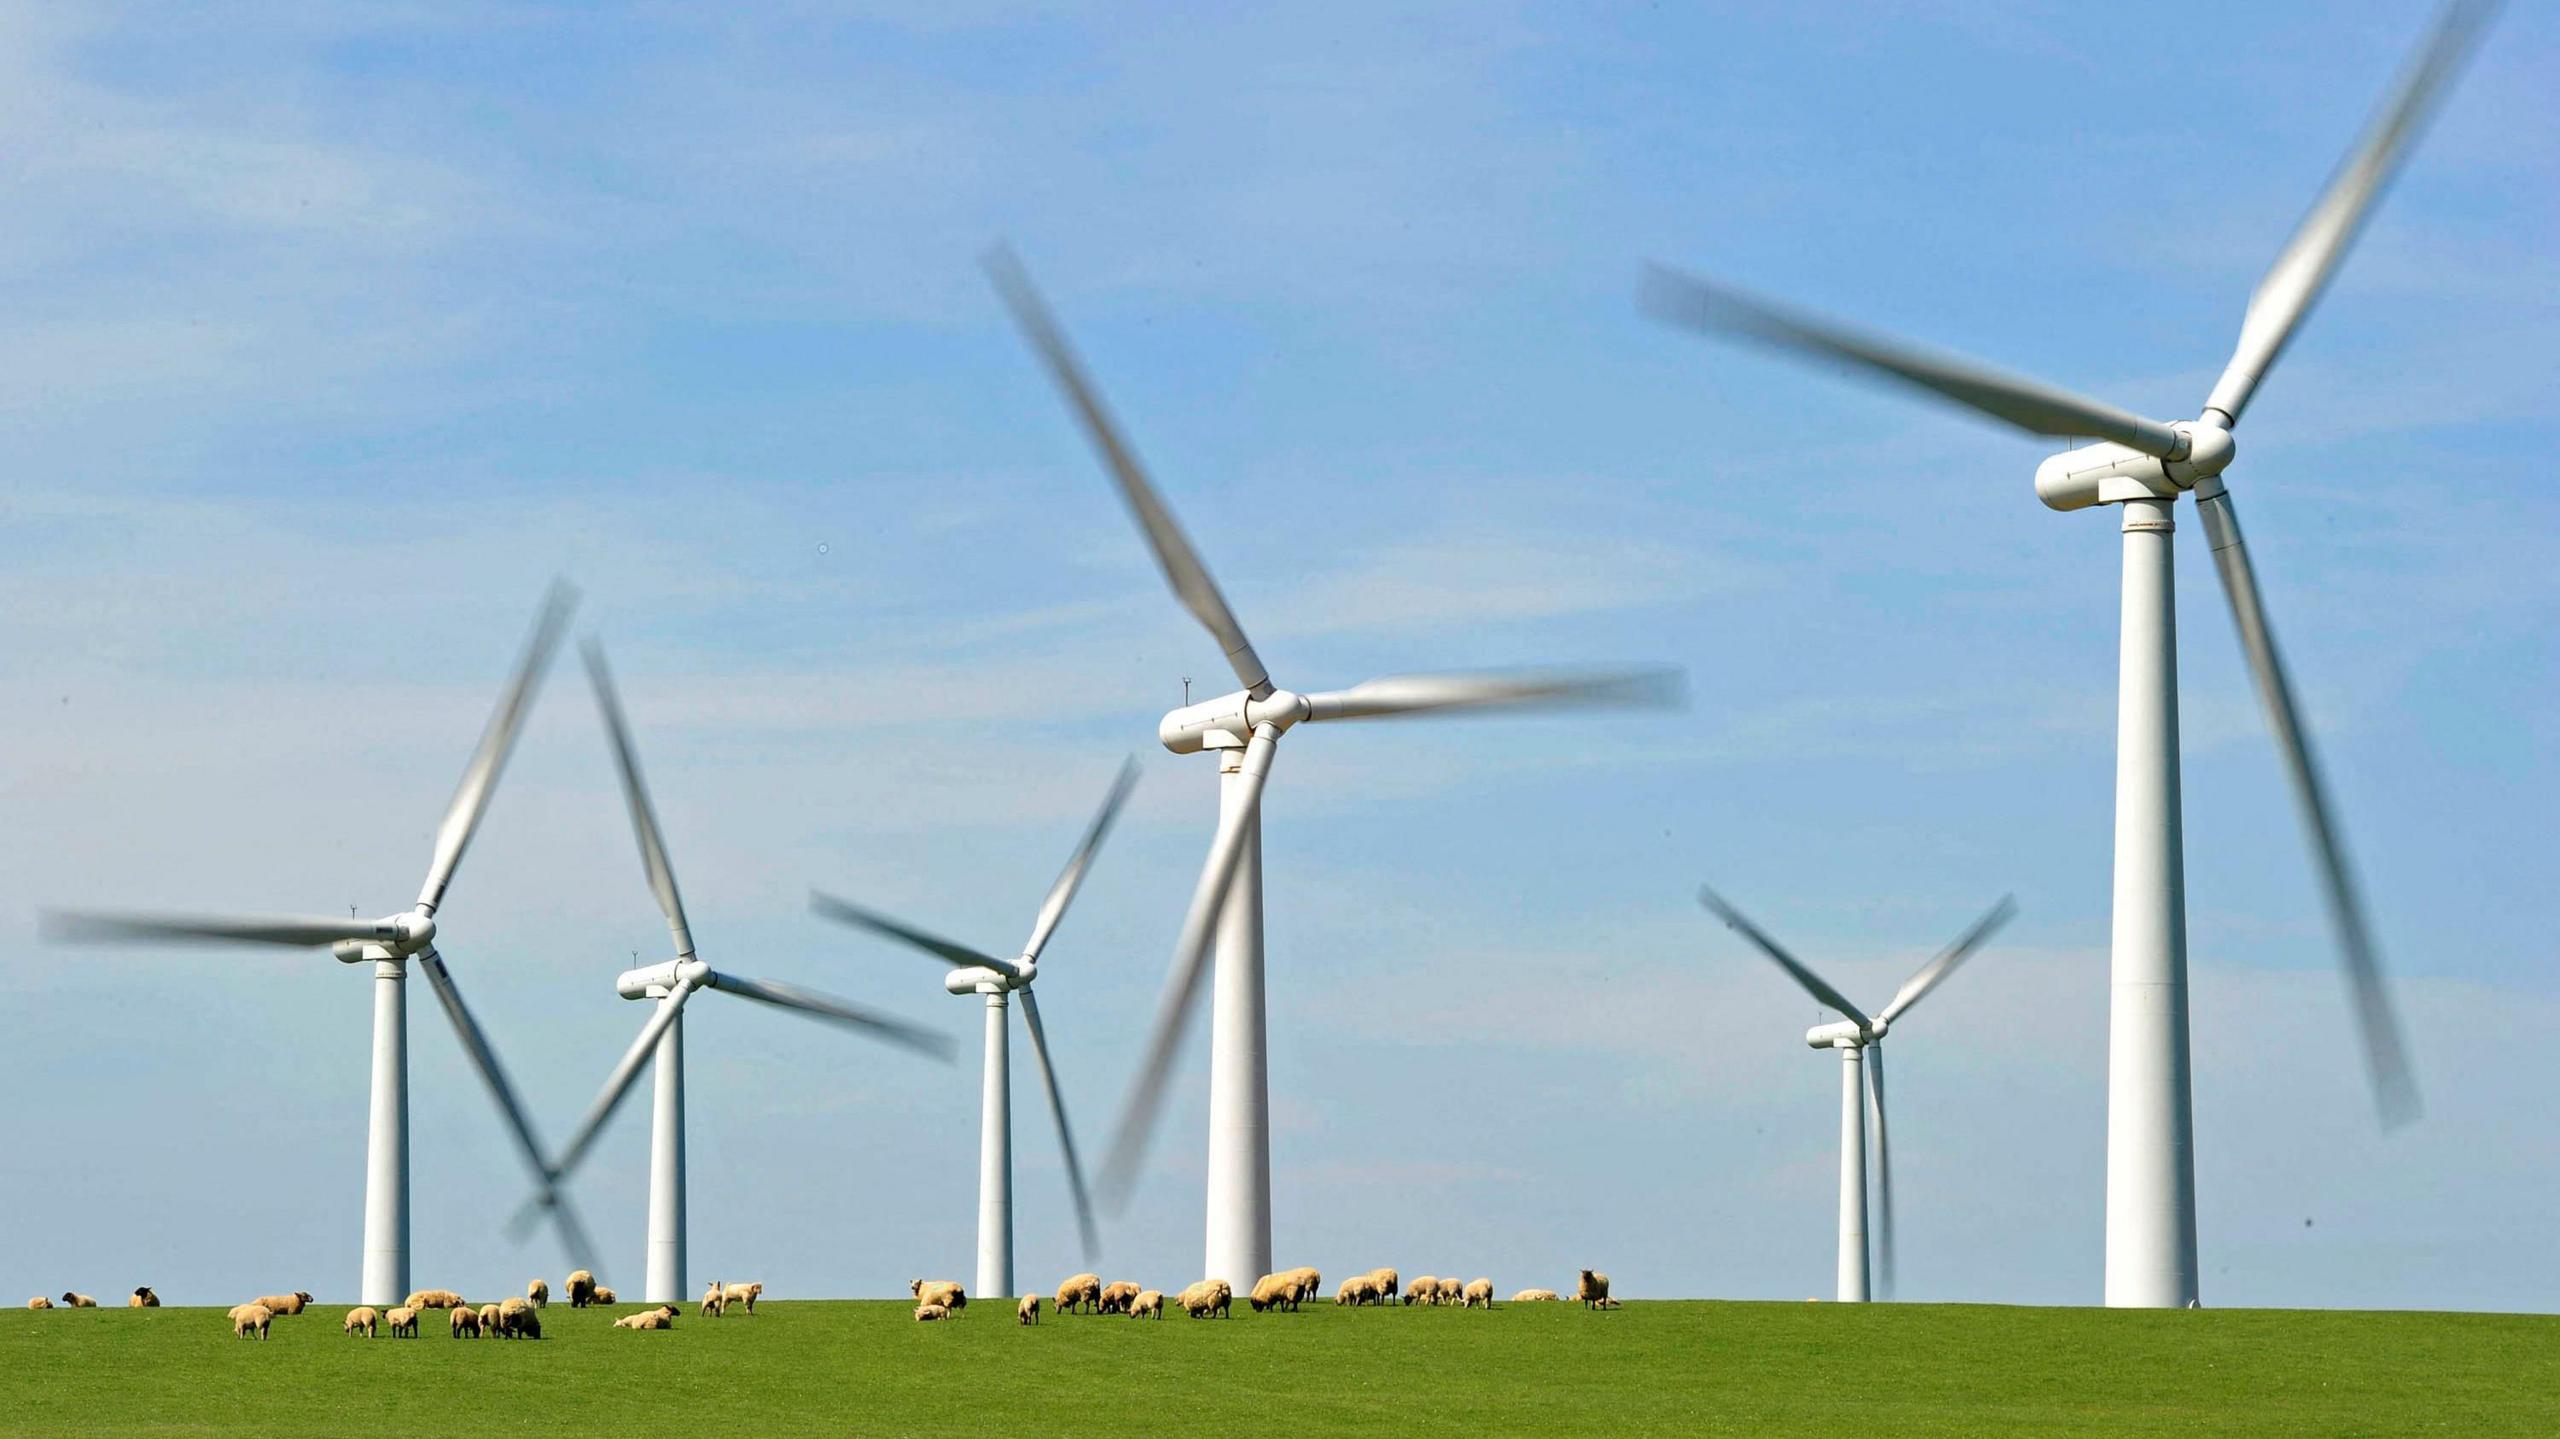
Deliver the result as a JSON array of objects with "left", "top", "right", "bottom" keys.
[
  {"left": 1401, "top": 1276, "right": 1438, "bottom": 1307},
  {"left": 1509, "top": 1288, "right": 1560, "bottom": 1303},
  {"left": 129, "top": 1288, "right": 160, "bottom": 1308},
  {"left": 1334, "top": 1275, "right": 1380, "bottom": 1307},
  {"left": 1367, "top": 1268, "right": 1400, "bottom": 1303},
  {"left": 477, "top": 1303, "right": 503, "bottom": 1336},
  {"left": 719, "top": 1281, "right": 763, "bottom": 1315},
  {"left": 1053, "top": 1273, "right": 1101, "bottom": 1315},
  {"left": 527, "top": 1278, "right": 550, "bottom": 1308},
  {"left": 911, "top": 1280, "right": 967, "bottom": 1313},
  {"left": 1576, "top": 1270, "right": 1611, "bottom": 1308},
  {"left": 1017, "top": 1295, "right": 1041, "bottom": 1326},
  {"left": 1129, "top": 1289, "right": 1164, "bottom": 1320},
  {"left": 402, "top": 1289, "right": 463, "bottom": 1311},
  {"left": 1248, "top": 1273, "right": 1299, "bottom": 1313},
  {"left": 565, "top": 1270, "right": 598, "bottom": 1308},
  {"left": 1177, "top": 1279, "right": 1232, "bottom": 1318},
  {"left": 700, "top": 1281, "right": 727, "bottom": 1319},
  {"left": 448, "top": 1306, "right": 481, "bottom": 1338},
  {"left": 343, "top": 1306, "right": 379, "bottom": 1338},
  {"left": 60, "top": 1291, "right": 98, "bottom": 1308},
  {"left": 1286, "top": 1267, "right": 1323, "bottom": 1305},
  {"left": 496, "top": 1297, "right": 542, "bottom": 1339},
  {"left": 387, "top": 1306, "right": 419, "bottom": 1339},
  {"left": 591, "top": 1286, "right": 619, "bottom": 1305},
  {"left": 1592, "top": 1297, "right": 1622, "bottom": 1311},
  {"left": 612, "top": 1305, "right": 678, "bottom": 1330},
  {"left": 230, "top": 1303, "right": 272, "bottom": 1339},
  {"left": 912, "top": 1303, "right": 951, "bottom": 1323},
  {"left": 1097, "top": 1281, "right": 1141, "bottom": 1316},
  {"left": 252, "top": 1291, "right": 314, "bottom": 1317},
  {"left": 26, "top": 1297, "right": 52, "bottom": 1310},
  {"left": 1461, "top": 1278, "right": 1495, "bottom": 1309}
]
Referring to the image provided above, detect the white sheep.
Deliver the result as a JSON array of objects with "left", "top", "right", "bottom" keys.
[
  {"left": 25, "top": 1297, "right": 52, "bottom": 1310},
  {"left": 1053, "top": 1273, "right": 1101, "bottom": 1314},
  {"left": 477, "top": 1302, "right": 503, "bottom": 1337},
  {"left": 565, "top": 1270, "right": 598, "bottom": 1308},
  {"left": 1334, "top": 1275, "right": 1380, "bottom": 1307},
  {"left": 1401, "top": 1276, "right": 1439, "bottom": 1307},
  {"left": 612, "top": 1305, "right": 679, "bottom": 1330},
  {"left": 387, "top": 1306, "right": 419, "bottom": 1338},
  {"left": 229, "top": 1303, "right": 272, "bottom": 1339},
  {"left": 342, "top": 1306, "right": 379, "bottom": 1338},
  {"left": 1509, "top": 1288, "right": 1560, "bottom": 1303},
  {"left": 912, "top": 1279, "right": 967, "bottom": 1313},
  {"left": 402, "top": 1289, "right": 462, "bottom": 1311},
  {"left": 1366, "top": 1268, "right": 1400, "bottom": 1303},
  {"left": 1128, "top": 1289, "right": 1164, "bottom": 1319},
  {"left": 912, "top": 1302, "right": 951, "bottom": 1323},
  {"left": 591, "top": 1285, "right": 619, "bottom": 1305},
  {"left": 1248, "top": 1274, "right": 1298, "bottom": 1313},
  {"left": 59, "top": 1292, "right": 98, "bottom": 1309},
  {"left": 1285, "top": 1267, "right": 1323, "bottom": 1305},
  {"left": 1592, "top": 1296, "right": 1622, "bottom": 1310},
  {"left": 1461, "top": 1278, "right": 1494, "bottom": 1309},
  {"left": 448, "top": 1306, "right": 481, "bottom": 1338},
  {"left": 496, "top": 1296, "right": 542, "bottom": 1339},
  {"left": 527, "top": 1278, "right": 550, "bottom": 1308},
  {"left": 1576, "top": 1269, "right": 1611, "bottom": 1308},
  {"left": 1098, "top": 1281, "right": 1141, "bottom": 1315},
  {"left": 1017, "top": 1294, "right": 1041, "bottom": 1325},
  {"left": 252, "top": 1291, "right": 313, "bottom": 1316},
  {"left": 1178, "top": 1279, "right": 1232, "bottom": 1318},
  {"left": 719, "top": 1281, "right": 763, "bottom": 1315},
  {"left": 700, "top": 1280, "right": 727, "bottom": 1318}
]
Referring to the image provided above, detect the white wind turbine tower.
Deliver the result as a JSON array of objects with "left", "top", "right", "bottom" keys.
[
  {"left": 809, "top": 758, "right": 1137, "bottom": 1298},
  {"left": 528, "top": 641, "right": 953, "bottom": 1305},
  {"left": 987, "top": 249, "right": 1684, "bottom": 1290},
  {"left": 1642, "top": 4, "right": 2494, "bottom": 1307},
  {"left": 47, "top": 584, "right": 599, "bottom": 1305},
  {"left": 1699, "top": 886, "right": 2014, "bottom": 1302}
]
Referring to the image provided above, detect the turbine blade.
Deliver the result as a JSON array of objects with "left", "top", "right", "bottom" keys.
[
  {"left": 583, "top": 640, "right": 697, "bottom": 960},
  {"left": 1876, "top": 895, "right": 2018, "bottom": 1029},
  {"left": 41, "top": 911, "right": 388, "bottom": 949},
  {"left": 1697, "top": 885, "right": 1872, "bottom": 1029},
  {"left": 417, "top": 580, "right": 577, "bottom": 913},
  {"left": 1639, "top": 263, "right": 2183, "bottom": 459},
  {"left": 2203, "top": 0, "right": 2497, "bottom": 425},
  {"left": 808, "top": 891, "right": 1017, "bottom": 976},
  {"left": 1301, "top": 667, "right": 1685, "bottom": 724},
  {"left": 703, "top": 971, "right": 955, "bottom": 1062},
  {"left": 550, "top": 978, "right": 698, "bottom": 1186},
  {"left": 1018, "top": 987, "right": 1101, "bottom": 1260},
  {"left": 1098, "top": 727, "right": 1279, "bottom": 1209},
  {"left": 984, "top": 245, "right": 1271, "bottom": 696},
  {"left": 2195, "top": 485, "right": 2418, "bottom": 1124},
  {"left": 1869, "top": 1044, "right": 1895, "bottom": 1301},
  {"left": 1022, "top": 757, "right": 1141, "bottom": 963},
  {"left": 412, "top": 948, "right": 589, "bottom": 1268}
]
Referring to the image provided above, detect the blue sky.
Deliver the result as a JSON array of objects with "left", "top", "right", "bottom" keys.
[{"left": 1, "top": 1, "right": 2552, "bottom": 1312}]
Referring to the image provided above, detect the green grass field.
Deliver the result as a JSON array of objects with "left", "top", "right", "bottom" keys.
[{"left": 3, "top": 1298, "right": 2551, "bottom": 1436}]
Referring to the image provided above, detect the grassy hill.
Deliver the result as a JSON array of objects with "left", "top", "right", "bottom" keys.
[{"left": 4, "top": 1297, "right": 2549, "bottom": 1436}]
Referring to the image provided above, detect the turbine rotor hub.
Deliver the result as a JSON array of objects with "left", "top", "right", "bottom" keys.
[
  {"left": 1158, "top": 686, "right": 1309, "bottom": 754},
  {"left": 1805, "top": 1018, "right": 1869, "bottom": 1050}
]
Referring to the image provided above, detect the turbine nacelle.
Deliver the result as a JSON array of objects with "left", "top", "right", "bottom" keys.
[
  {"left": 615, "top": 958, "right": 711, "bottom": 999},
  {"left": 329, "top": 910, "right": 436, "bottom": 962},
  {"left": 944, "top": 962, "right": 1029, "bottom": 995},
  {"left": 1805, "top": 1018, "right": 1871, "bottom": 1050},
  {"left": 2035, "top": 423, "right": 2234, "bottom": 512},
  {"left": 1159, "top": 688, "right": 1308, "bottom": 754}
]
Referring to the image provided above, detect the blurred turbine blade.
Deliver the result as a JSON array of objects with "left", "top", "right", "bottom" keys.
[
  {"left": 1697, "top": 884, "right": 1873, "bottom": 1029},
  {"left": 413, "top": 948, "right": 590, "bottom": 1269},
  {"left": 1869, "top": 1044, "right": 1895, "bottom": 1300},
  {"left": 1301, "top": 667, "right": 1685, "bottom": 723},
  {"left": 1022, "top": 757, "right": 1142, "bottom": 963},
  {"left": 42, "top": 911, "right": 386, "bottom": 948},
  {"left": 1876, "top": 895, "right": 2017, "bottom": 1029},
  {"left": 809, "top": 891, "right": 1016, "bottom": 977},
  {"left": 1018, "top": 987, "right": 1101, "bottom": 1259},
  {"left": 583, "top": 640, "right": 697, "bottom": 960},
  {"left": 703, "top": 970, "right": 955, "bottom": 1062},
  {"left": 549, "top": 978, "right": 698, "bottom": 1187},
  {"left": 417, "top": 580, "right": 577, "bottom": 912}
]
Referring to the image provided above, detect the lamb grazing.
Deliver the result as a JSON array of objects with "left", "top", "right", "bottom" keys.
[
  {"left": 1334, "top": 1275, "right": 1379, "bottom": 1307},
  {"left": 719, "top": 1281, "right": 763, "bottom": 1315},
  {"left": 1461, "top": 1278, "right": 1495, "bottom": 1310},
  {"left": 1286, "top": 1267, "right": 1323, "bottom": 1305},
  {"left": 497, "top": 1297, "right": 542, "bottom": 1340},
  {"left": 477, "top": 1303, "right": 503, "bottom": 1336},
  {"left": 1367, "top": 1268, "right": 1400, "bottom": 1303},
  {"left": 26, "top": 1297, "right": 52, "bottom": 1310},
  {"left": 612, "top": 1305, "right": 678, "bottom": 1330},
  {"left": 1575, "top": 1269, "right": 1612, "bottom": 1309},
  {"left": 912, "top": 1303, "right": 951, "bottom": 1323},
  {"left": 402, "top": 1289, "right": 462, "bottom": 1311},
  {"left": 700, "top": 1281, "right": 727, "bottom": 1319},
  {"left": 1053, "top": 1273, "right": 1101, "bottom": 1315},
  {"left": 1097, "top": 1281, "right": 1141, "bottom": 1316},
  {"left": 526, "top": 1278, "right": 550, "bottom": 1309},
  {"left": 566, "top": 1270, "right": 598, "bottom": 1308},
  {"left": 60, "top": 1291, "right": 99, "bottom": 1308},
  {"left": 1177, "top": 1279, "right": 1232, "bottom": 1319},
  {"left": 253, "top": 1291, "right": 314, "bottom": 1317},
  {"left": 1248, "top": 1273, "right": 1299, "bottom": 1313},
  {"left": 448, "top": 1306, "right": 481, "bottom": 1338},
  {"left": 591, "top": 1286, "right": 619, "bottom": 1305},
  {"left": 343, "top": 1306, "right": 379, "bottom": 1338},
  {"left": 1401, "top": 1276, "right": 1438, "bottom": 1307},
  {"left": 1509, "top": 1289, "right": 1560, "bottom": 1303},
  {"left": 1129, "top": 1289, "right": 1164, "bottom": 1320},
  {"left": 129, "top": 1288, "right": 160, "bottom": 1308},
  {"left": 230, "top": 1303, "right": 272, "bottom": 1339},
  {"left": 911, "top": 1280, "right": 967, "bottom": 1314},
  {"left": 387, "top": 1307, "right": 419, "bottom": 1339},
  {"left": 1017, "top": 1295, "right": 1041, "bottom": 1326}
]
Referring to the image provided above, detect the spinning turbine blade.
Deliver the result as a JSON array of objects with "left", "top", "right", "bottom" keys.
[
  {"left": 985, "top": 246, "right": 1272, "bottom": 696},
  {"left": 1697, "top": 885, "right": 1873, "bottom": 1029},
  {"left": 2204, "top": 0, "right": 2497, "bottom": 425},
  {"left": 1099, "top": 728, "right": 1279, "bottom": 1208},
  {"left": 1639, "top": 264, "right": 2183, "bottom": 460},
  {"left": 809, "top": 892, "right": 1018, "bottom": 977},
  {"left": 1302, "top": 668, "right": 1685, "bottom": 723},
  {"left": 2195, "top": 487, "right": 2417, "bottom": 1123},
  {"left": 702, "top": 971, "right": 954, "bottom": 1062},
  {"left": 417, "top": 581, "right": 577, "bottom": 913},
  {"left": 43, "top": 911, "right": 390, "bottom": 948},
  {"left": 1018, "top": 987, "right": 1101, "bottom": 1259},
  {"left": 1023, "top": 758, "right": 1142, "bottom": 963},
  {"left": 550, "top": 977, "right": 700, "bottom": 1185},
  {"left": 413, "top": 949, "right": 598, "bottom": 1273},
  {"left": 1877, "top": 895, "right": 2018, "bottom": 1029},
  {"left": 1868, "top": 1044, "right": 1895, "bottom": 1300},
  {"left": 584, "top": 640, "right": 697, "bottom": 960}
]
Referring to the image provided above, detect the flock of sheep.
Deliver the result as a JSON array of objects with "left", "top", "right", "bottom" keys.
[
  {"left": 23, "top": 1270, "right": 767, "bottom": 1339},
  {"left": 911, "top": 1267, "right": 1618, "bottom": 1323}
]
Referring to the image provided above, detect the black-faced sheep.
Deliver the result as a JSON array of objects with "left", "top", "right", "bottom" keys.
[
  {"left": 1248, "top": 1274, "right": 1299, "bottom": 1313},
  {"left": 448, "top": 1306, "right": 480, "bottom": 1338},
  {"left": 1285, "top": 1267, "right": 1323, "bottom": 1305},
  {"left": 1129, "top": 1289, "right": 1164, "bottom": 1320},
  {"left": 1576, "top": 1270, "right": 1611, "bottom": 1308},
  {"left": 342, "top": 1306, "right": 379, "bottom": 1338},
  {"left": 1401, "top": 1276, "right": 1438, "bottom": 1307},
  {"left": 1509, "top": 1288, "right": 1560, "bottom": 1303},
  {"left": 911, "top": 1280, "right": 966, "bottom": 1313},
  {"left": 1017, "top": 1295, "right": 1041, "bottom": 1325},
  {"left": 1178, "top": 1279, "right": 1232, "bottom": 1318},
  {"left": 566, "top": 1270, "right": 598, "bottom": 1308},
  {"left": 252, "top": 1291, "right": 313, "bottom": 1316},
  {"left": 496, "top": 1297, "right": 542, "bottom": 1339},
  {"left": 1098, "top": 1281, "right": 1141, "bottom": 1315},
  {"left": 387, "top": 1306, "right": 419, "bottom": 1338},
  {"left": 912, "top": 1302, "right": 950, "bottom": 1323},
  {"left": 1461, "top": 1278, "right": 1494, "bottom": 1309},
  {"left": 60, "top": 1292, "right": 98, "bottom": 1308},
  {"left": 129, "top": 1288, "right": 160, "bottom": 1308},
  {"left": 1367, "top": 1268, "right": 1400, "bottom": 1303},
  {"left": 1336, "top": 1275, "right": 1381, "bottom": 1306},
  {"left": 527, "top": 1278, "right": 550, "bottom": 1308},
  {"left": 230, "top": 1303, "right": 272, "bottom": 1339},
  {"left": 1053, "top": 1273, "right": 1101, "bottom": 1314},
  {"left": 719, "top": 1281, "right": 763, "bottom": 1314}
]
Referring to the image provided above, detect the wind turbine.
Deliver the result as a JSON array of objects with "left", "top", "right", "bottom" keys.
[
  {"left": 46, "top": 584, "right": 597, "bottom": 1305},
  {"left": 1699, "top": 886, "right": 2014, "bottom": 1302},
  {"left": 532, "top": 640, "right": 953, "bottom": 1305},
  {"left": 1641, "top": 2, "right": 2491, "bottom": 1307},
  {"left": 987, "top": 248, "right": 1684, "bottom": 1290},
  {"left": 808, "top": 758, "right": 1136, "bottom": 1298}
]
